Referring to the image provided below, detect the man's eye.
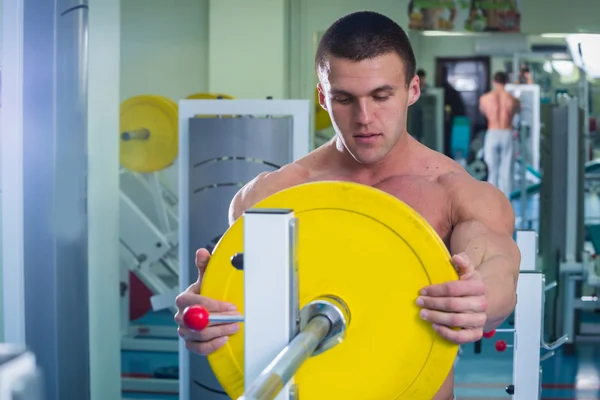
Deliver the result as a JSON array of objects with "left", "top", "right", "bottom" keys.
[
  {"left": 334, "top": 97, "right": 351, "bottom": 104},
  {"left": 373, "top": 96, "right": 389, "bottom": 101}
]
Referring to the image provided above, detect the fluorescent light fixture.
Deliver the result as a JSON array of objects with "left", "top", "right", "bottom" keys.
[
  {"left": 540, "top": 33, "right": 570, "bottom": 38},
  {"left": 421, "top": 30, "right": 471, "bottom": 37},
  {"left": 551, "top": 60, "right": 575, "bottom": 77},
  {"left": 543, "top": 61, "right": 553, "bottom": 74},
  {"left": 566, "top": 33, "right": 600, "bottom": 78}
]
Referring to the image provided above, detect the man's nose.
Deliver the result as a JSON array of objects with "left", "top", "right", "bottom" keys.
[{"left": 353, "top": 99, "right": 373, "bottom": 125}]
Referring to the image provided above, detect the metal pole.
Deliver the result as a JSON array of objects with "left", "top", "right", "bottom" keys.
[
  {"left": 239, "top": 315, "right": 331, "bottom": 400},
  {"left": 579, "top": 67, "right": 590, "bottom": 161},
  {"left": 520, "top": 124, "right": 528, "bottom": 229},
  {"left": 513, "top": 272, "right": 543, "bottom": 400}
]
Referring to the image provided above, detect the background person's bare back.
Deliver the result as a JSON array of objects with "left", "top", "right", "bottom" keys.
[{"left": 480, "top": 90, "right": 518, "bottom": 130}]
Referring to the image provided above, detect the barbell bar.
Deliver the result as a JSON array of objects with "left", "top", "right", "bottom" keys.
[{"left": 184, "top": 295, "right": 350, "bottom": 400}]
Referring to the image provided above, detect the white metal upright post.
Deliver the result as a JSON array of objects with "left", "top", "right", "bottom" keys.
[
  {"left": 87, "top": 0, "right": 122, "bottom": 398},
  {"left": 565, "top": 98, "right": 580, "bottom": 264},
  {"left": 516, "top": 230, "right": 537, "bottom": 271},
  {"left": 243, "top": 209, "right": 299, "bottom": 399},
  {"left": 505, "top": 84, "right": 541, "bottom": 171},
  {"left": 513, "top": 272, "right": 543, "bottom": 400}
]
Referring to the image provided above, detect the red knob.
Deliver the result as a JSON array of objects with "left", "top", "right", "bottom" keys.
[
  {"left": 183, "top": 305, "right": 210, "bottom": 331},
  {"left": 495, "top": 340, "right": 507, "bottom": 352},
  {"left": 483, "top": 330, "right": 496, "bottom": 338}
]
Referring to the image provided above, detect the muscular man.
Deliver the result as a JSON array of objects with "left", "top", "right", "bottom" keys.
[
  {"left": 176, "top": 11, "right": 520, "bottom": 400},
  {"left": 480, "top": 71, "right": 520, "bottom": 197}
]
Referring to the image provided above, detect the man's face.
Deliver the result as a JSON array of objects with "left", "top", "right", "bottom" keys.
[{"left": 317, "top": 53, "right": 420, "bottom": 166}]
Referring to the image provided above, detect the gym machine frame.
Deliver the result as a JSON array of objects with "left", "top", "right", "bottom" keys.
[
  {"left": 506, "top": 84, "right": 541, "bottom": 172},
  {"left": 178, "top": 98, "right": 310, "bottom": 400},
  {"left": 119, "top": 168, "right": 180, "bottom": 327},
  {"left": 556, "top": 98, "right": 600, "bottom": 347},
  {"left": 491, "top": 231, "right": 568, "bottom": 399}
]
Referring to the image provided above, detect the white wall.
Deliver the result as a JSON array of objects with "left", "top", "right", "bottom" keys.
[
  {"left": 208, "top": 0, "right": 288, "bottom": 99},
  {"left": 120, "top": 0, "right": 209, "bottom": 103},
  {"left": 118, "top": 0, "right": 600, "bottom": 103},
  {"left": 522, "top": 0, "right": 600, "bottom": 34},
  {"left": 120, "top": 0, "right": 210, "bottom": 194}
]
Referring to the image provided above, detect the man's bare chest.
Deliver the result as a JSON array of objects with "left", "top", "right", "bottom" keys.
[{"left": 306, "top": 173, "right": 454, "bottom": 244}]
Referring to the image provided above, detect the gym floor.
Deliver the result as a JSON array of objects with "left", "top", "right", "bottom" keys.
[{"left": 455, "top": 324, "right": 600, "bottom": 399}]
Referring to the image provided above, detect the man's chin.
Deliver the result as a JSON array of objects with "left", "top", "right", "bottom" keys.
[{"left": 349, "top": 151, "right": 383, "bottom": 166}]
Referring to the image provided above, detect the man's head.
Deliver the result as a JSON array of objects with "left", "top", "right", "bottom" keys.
[
  {"left": 315, "top": 11, "right": 420, "bottom": 166},
  {"left": 493, "top": 71, "right": 508, "bottom": 88},
  {"left": 417, "top": 69, "right": 427, "bottom": 88}
]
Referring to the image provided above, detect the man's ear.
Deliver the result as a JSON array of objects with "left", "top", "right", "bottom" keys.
[
  {"left": 317, "top": 83, "right": 328, "bottom": 111},
  {"left": 407, "top": 75, "right": 421, "bottom": 106}
]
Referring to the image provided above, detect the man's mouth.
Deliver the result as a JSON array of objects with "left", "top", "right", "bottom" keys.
[{"left": 354, "top": 133, "right": 382, "bottom": 143}]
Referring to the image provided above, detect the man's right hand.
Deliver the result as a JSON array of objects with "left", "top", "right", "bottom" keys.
[{"left": 174, "top": 248, "right": 241, "bottom": 356}]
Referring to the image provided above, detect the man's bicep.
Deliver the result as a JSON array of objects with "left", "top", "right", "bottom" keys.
[{"left": 451, "top": 180, "right": 518, "bottom": 260}]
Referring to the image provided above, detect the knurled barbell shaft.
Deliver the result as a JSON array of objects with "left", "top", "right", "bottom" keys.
[{"left": 238, "top": 315, "right": 332, "bottom": 400}]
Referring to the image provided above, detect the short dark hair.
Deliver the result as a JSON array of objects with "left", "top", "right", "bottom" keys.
[
  {"left": 494, "top": 71, "right": 508, "bottom": 85},
  {"left": 315, "top": 11, "right": 416, "bottom": 85},
  {"left": 417, "top": 69, "right": 426, "bottom": 78}
]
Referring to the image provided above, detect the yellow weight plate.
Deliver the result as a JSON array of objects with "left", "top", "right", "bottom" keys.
[
  {"left": 201, "top": 181, "right": 459, "bottom": 399},
  {"left": 186, "top": 92, "right": 235, "bottom": 100},
  {"left": 315, "top": 88, "right": 332, "bottom": 131},
  {"left": 119, "top": 95, "right": 178, "bottom": 173},
  {"left": 186, "top": 92, "right": 236, "bottom": 119}
]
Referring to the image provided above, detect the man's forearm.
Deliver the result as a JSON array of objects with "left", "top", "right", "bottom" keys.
[{"left": 477, "top": 254, "right": 518, "bottom": 331}]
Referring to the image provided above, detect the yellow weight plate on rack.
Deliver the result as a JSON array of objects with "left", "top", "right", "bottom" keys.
[
  {"left": 186, "top": 92, "right": 235, "bottom": 118},
  {"left": 119, "top": 95, "right": 178, "bottom": 173},
  {"left": 315, "top": 88, "right": 332, "bottom": 131},
  {"left": 186, "top": 92, "right": 235, "bottom": 100},
  {"left": 201, "top": 181, "right": 459, "bottom": 399}
]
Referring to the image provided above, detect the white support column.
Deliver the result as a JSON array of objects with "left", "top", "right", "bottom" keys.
[
  {"left": 87, "top": 0, "right": 122, "bottom": 399},
  {"left": 244, "top": 209, "right": 298, "bottom": 398},
  {"left": 516, "top": 230, "right": 537, "bottom": 271},
  {"left": 513, "top": 272, "right": 543, "bottom": 400}
]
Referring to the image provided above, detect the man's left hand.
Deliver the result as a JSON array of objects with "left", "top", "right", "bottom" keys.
[{"left": 417, "top": 252, "right": 488, "bottom": 344}]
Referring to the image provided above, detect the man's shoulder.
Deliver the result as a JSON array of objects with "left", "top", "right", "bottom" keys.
[
  {"left": 438, "top": 170, "right": 515, "bottom": 229},
  {"left": 480, "top": 91, "right": 492, "bottom": 102},
  {"left": 423, "top": 148, "right": 470, "bottom": 180}
]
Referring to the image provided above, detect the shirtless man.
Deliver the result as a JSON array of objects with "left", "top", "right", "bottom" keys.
[
  {"left": 175, "top": 11, "right": 520, "bottom": 400},
  {"left": 479, "top": 71, "right": 520, "bottom": 197}
]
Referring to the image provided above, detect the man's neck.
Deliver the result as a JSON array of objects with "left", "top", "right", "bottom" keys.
[{"left": 331, "top": 133, "right": 412, "bottom": 183}]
